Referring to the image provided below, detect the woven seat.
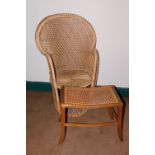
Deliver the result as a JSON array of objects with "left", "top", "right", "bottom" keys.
[
  {"left": 64, "top": 86, "right": 118, "bottom": 105},
  {"left": 57, "top": 70, "right": 92, "bottom": 89},
  {"left": 35, "top": 13, "right": 99, "bottom": 117}
]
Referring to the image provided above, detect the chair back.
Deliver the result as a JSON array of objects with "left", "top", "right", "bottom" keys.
[{"left": 35, "top": 13, "right": 96, "bottom": 72}]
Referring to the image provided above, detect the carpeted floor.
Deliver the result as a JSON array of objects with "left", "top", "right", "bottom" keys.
[{"left": 26, "top": 91, "right": 129, "bottom": 155}]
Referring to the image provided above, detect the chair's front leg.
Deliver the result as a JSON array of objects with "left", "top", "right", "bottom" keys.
[
  {"left": 52, "top": 87, "right": 60, "bottom": 114},
  {"left": 59, "top": 106, "right": 66, "bottom": 144}
]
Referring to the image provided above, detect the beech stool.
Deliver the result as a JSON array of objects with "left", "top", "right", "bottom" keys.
[{"left": 59, "top": 86, "right": 124, "bottom": 144}]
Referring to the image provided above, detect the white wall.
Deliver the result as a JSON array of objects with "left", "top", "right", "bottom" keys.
[{"left": 26, "top": 0, "right": 129, "bottom": 87}]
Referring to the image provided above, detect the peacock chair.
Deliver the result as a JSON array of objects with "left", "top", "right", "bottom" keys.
[{"left": 35, "top": 13, "right": 99, "bottom": 117}]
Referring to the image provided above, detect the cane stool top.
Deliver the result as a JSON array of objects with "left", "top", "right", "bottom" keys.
[{"left": 60, "top": 86, "right": 123, "bottom": 108}]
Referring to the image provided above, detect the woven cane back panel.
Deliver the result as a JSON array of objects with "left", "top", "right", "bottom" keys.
[{"left": 36, "top": 13, "right": 96, "bottom": 77}]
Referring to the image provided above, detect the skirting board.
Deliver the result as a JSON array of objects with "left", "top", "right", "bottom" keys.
[{"left": 26, "top": 81, "right": 129, "bottom": 97}]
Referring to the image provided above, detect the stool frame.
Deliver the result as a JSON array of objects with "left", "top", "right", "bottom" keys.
[{"left": 59, "top": 86, "right": 124, "bottom": 144}]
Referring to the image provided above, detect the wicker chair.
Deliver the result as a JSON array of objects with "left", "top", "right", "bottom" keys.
[{"left": 35, "top": 13, "right": 99, "bottom": 117}]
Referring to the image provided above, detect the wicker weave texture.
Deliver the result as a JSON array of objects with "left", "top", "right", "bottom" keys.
[
  {"left": 64, "top": 86, "right": 118, "bottom": 105},
  {"left": 35, "top": 13, "right": 98, "bottom": 117},
  {"left": 36, "top": 14, "right": 97, "bottom": 83},
  {"left": 36, "top": 14, "right": 96, "bottom": 54}
]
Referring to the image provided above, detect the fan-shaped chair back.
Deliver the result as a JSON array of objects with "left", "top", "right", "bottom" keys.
[{"left": 35, "top": 13, "right": 96, "bottom": 74}]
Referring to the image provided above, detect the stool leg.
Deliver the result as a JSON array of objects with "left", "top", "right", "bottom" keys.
[
  {"left": 108, "top": 108, "right": 114, "bottom": 120},
  {"left": 117, "top": 105, "right": 123, "bottom": 141},
  {"left": 59, "top": 106, "right": 66, "bottom": 144}
]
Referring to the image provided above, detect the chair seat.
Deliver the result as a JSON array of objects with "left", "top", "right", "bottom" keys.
[{"left": 56, "top": 70, "right": 92, "bottom": 89}]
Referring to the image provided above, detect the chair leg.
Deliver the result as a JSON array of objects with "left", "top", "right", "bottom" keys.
[
  {"left": 117, "top": 105, "right": 123, "bottom": 141},
  {"left": 108, "top": 107, "right": 114, "bottom": 120},
  {"left": 52, "top": 87, "right": 60, "bottom": 114},
  {"left": 59, "top": 106, "right": 66, "bottom": 144}
]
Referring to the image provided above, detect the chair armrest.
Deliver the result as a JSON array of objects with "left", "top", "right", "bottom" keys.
[
  {"left": 94, "top": 49, "right": 99, "bottom": 86},
  {"left": 45, "top": 53, "right": 57, "bottom": 87},
  {"left": 79, "top": 49, "right": 99, "bottom": 86}
]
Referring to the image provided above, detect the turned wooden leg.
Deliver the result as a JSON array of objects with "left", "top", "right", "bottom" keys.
[
  {"left": 59, "top": 106, "right": 66, "bottom": 144},
  {"left": 117, "top": 105, "right": 123, "bottom": 141},
  {"left": 108, "top": 107, "right": 114, "bottom": 120}
]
